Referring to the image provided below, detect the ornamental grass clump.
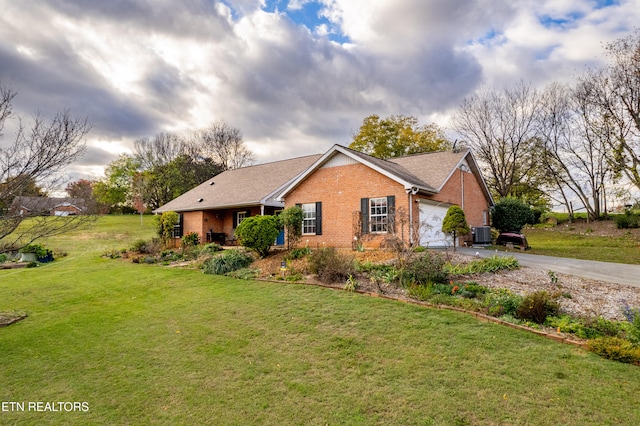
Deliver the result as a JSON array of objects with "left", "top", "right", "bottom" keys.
[
  {"left": 444, "top": 255, "right": 519, "bottom": 275},
  {"left": 203, "top": 249, "right": 254, "bottom": 275}
]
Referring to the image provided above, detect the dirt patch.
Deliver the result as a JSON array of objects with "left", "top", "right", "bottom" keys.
[{"left": 0, "top": 312, "right": 27, "bottom": 327}]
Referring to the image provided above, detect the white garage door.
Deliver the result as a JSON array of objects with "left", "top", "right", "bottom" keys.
[{"left": 418, "top": 201, "right": 453, "bottom": 248}]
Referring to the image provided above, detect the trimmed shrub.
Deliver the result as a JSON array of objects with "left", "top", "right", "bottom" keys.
[
  {"left": 203, "top": 249, "right": 254, "bottom": 275},
  {"left": 402, "top": 251, "right": 448, "bottom": 285},
  {"left": 308, "top": 247, "right": 356, "bottom": 284},
  {"left": 235, "top": 215, "right": 280, "bottom": 257},
  {"left": 515, "top": 291, "right": 560, "bottom": 324},
  {"left": 491, "top": 197, "right": 536, "bottom": 233}
]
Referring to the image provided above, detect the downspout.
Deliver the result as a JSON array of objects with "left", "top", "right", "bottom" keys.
[
  {"left": 460, "top": 168, "right": 465, "bottom": 210},
  {"left": 408, "top": 191, "right": 413, "bottom": 245},
  {"left": 407, "top": 187, "right": 418, "bottom": 245}
]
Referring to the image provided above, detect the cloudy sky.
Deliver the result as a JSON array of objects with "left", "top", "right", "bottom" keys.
[{"left": 1, "top": 0, "right": 638, "bottom": 185}]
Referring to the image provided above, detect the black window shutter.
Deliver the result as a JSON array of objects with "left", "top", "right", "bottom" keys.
[
  {"left": 315, "top": 202, "right": 322, "bottom": 235},
  {"left": 233, "top": 212, "right": 238, "bottom": 228},
  {"left": 387, "top": 195, "right": 396, "bottom": 233},
  {"left": 295, "top": 203, "right": 301, "bottom": 208},
  {"left": 361, "top": 198, "right": 369, "bottom": 234}
]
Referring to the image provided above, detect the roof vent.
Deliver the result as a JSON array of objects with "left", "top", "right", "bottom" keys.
[
  {"left": 197, "top": 198, "right": 204, "bottom": 202},
  {"left": 209, "top": 181, "right": 215, "bottom": 185}
]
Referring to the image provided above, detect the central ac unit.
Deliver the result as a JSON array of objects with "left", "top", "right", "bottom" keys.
[{"left": 472, "top": 226, "right": 492, "bottom": 244}]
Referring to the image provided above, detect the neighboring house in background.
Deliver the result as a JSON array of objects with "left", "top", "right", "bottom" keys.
[
  {"left": 153, "top": 154, "right": 322, "bottom": 245},
  {"left": 10, "top": 196, "right": 87, "bottom": 217},
  {"left": 154, "top": 144, "right": 494, "bottom": 249},
  {"left": 277, "top": 145, "right": 494, "bottom": 248}
]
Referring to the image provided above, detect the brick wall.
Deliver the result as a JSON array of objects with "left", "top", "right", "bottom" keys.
[
  {"left": 284, "top": 163, "right": 490, "bottom": 249},
  {"left": 284, "top": 163, "right": 414, "bottom": 249},
  {"left": 432, "top": 168, "right": 490, "bottom": 228}
]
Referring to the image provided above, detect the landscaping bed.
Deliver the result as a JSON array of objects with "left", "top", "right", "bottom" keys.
[{"left": 252, "top": 249, "right": 640, "bottom": 322}]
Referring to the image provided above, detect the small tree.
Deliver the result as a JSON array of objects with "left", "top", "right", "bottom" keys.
[
  {"left": 155, "top": 211, "right": 179, "bottom": 245},
  {"left": 441, "top": 205, "right": 470, "bottom": 251},
  {"left": 279, "top": 206, "right": 303, "bottom": 249},
  {"left": 235, "top": 215, "right": 280, "bottom": 257},
  {"left": 491, "top": 197, "right": 535, "bottom": 233}
]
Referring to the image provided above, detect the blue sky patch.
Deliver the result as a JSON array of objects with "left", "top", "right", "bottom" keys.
[
  {"left": 263, "top": 0, "right": 350, "bottom": 43},
  {"left": 539, "top": 12, "right": 583, "bottom": 29}
]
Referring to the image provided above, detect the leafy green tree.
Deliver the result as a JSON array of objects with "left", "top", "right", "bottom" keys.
[
  {"left": 491, "top": 197, "right": 535, "bottom": 233},
  {"left": 93, "top": 155, "right": 140, "bottom": 211},
  {"left": 278, "top": 206, "right": 303, "bottom": 249},
  {"left": 154, "top": 211, "right": 179, "bottom": 244},
  {"left": 139, "top": 155, "right": 222, "bottom": 211},
  {"left": 349, "top": 114, "right": 451, "bottom": 159},
  {"left": 441, "top": 205, "right": 470, "bottom": 251},
  {"left": 234, "top": 215, "right": 280, "bottom": 258}
]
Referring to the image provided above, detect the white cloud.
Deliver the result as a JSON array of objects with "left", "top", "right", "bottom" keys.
[{"left": 0, "top": 0, "right": 639, "bottom": 181}]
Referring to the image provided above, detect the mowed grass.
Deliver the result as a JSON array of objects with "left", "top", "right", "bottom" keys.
[
  {"left": 525, "top": 227, "right": 640, "bottom": 265},
  {"left": 2, "top": 216, "right": 640, "bottom": 425}
]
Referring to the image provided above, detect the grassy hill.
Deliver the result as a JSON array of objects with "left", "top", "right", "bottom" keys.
[{"left": 1, "top": 215, "right": 640, "bottom": 425}]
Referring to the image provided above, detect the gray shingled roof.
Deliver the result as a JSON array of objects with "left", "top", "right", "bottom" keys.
[
  {"left": 342, "top": 146, "right": 438, "bottom": 192},
  {"left": 389, "top": 149, "right": 470, "bottom": 191},
  {"left": 154, "top": 154, "right": 322, "bottom": 213}
]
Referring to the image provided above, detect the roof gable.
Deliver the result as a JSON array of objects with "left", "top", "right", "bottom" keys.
[
  {"left": 278, "top": 145, "right": 444, "bottom": 200},
  {"left": 278, "top": 145, "right": 493, "bottom": 205}
]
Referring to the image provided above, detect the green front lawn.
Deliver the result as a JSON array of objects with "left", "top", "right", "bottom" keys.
[{"left": 1, "top": 216, "right": 640, "bottom": 424}]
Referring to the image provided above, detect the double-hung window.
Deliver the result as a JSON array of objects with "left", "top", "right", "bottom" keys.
[
  {"left": 361, "top": 196, "right": 395, "bottom": 234},
  {"left": 236, "top": 211, "right": 247, "bottom": 225},
  {"left": 369, "top": 197, "right": 388, "bottom": 233},
  {"left": 297, "top": 202, "right": 322, "bottom": 235},
  {"left": 301, "top": 203, "right": 316, "bottom": 235}
]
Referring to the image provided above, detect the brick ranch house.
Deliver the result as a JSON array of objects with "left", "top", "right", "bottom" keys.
[{"left": 154, "top": 144, "right": 494, "bottom": 249}]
